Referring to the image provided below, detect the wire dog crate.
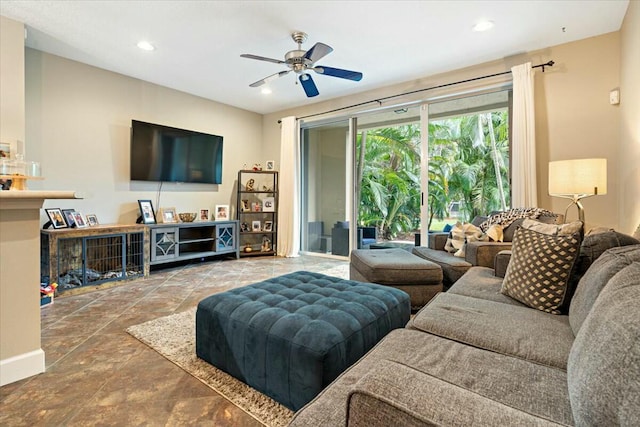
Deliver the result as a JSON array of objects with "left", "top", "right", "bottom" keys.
[{"left": 41, "top": 225, "right": 149, "bottom": 294}]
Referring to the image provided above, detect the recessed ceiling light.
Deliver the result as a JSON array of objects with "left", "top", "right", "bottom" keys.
[
  {"left": 137, "top": 41, "right": 155, "bottom": 51},
  {"left": 472, "top": 20, "right": 494, "bottom": 32},
  {"left": 261, "top": 87, "right": 272, "bottom": 95}
]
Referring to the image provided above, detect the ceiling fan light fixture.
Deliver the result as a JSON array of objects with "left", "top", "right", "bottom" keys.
[
  {"left": 261, "top": 87, "right": 272, "bottom": 95},
  {"left": 472, "top": 20, "right": 494, "bottom": 32},
  {"left": 137, "top": 40, "right": 155, "bottom": 51}
]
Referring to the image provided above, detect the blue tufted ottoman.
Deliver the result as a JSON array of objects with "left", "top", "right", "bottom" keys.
[{"left": 195, "top": 271, "right": 410, "bottom": 410}]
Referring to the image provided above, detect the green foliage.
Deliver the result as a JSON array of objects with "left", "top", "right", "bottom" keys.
[{"left": 357, "top": 110, "right": 509, "bottom": 238}]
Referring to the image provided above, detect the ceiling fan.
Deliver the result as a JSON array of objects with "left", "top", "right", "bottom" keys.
[{"left": 241, "top": 31, "right": 363, "bottom": 98}]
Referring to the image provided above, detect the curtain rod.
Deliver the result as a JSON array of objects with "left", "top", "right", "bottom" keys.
[{"left": 287, "top": 60, "right": 554, "bottom": 122}]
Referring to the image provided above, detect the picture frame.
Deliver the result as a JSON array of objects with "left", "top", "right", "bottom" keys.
[
  {"left": 263, "top": 197, "right": 275, "bottom": 212},
  {"left": 241, "top": 199, "right": 250, "bottom": 212},
  {"left": 199, "top": 208, "right": 210, "bottom": 221},
  {"left": 252, "top": 220, "right": 261, "bottom": 232},
  {"left": 62, "top": 208, "right": 76, "bottom": 227},
  {"left": 263, "top": 220, "right": 273, "bottom": 232},
  {"left": 86, "top": 214, "right": 99, "bottom": 226},
  {"left": 252, "top": 202, "right": 261, "bottom": 212},
  {"left": 215, "top": 205, "right": 229, "bottom": 220},
  {"left": 265, "top": 160, "right": 275, "bottom": 171},
  {"left": 45, "top": 208, "right": 68, "bottom": 229},
  {"left": 138, "top": 200, "right": 156, "bottom": 224},
  {"left": 72, "top": 212, "right": 88, "bottom": 228},
  {"left": 159, "top": 207, "right": 178, "bottom": 224},
  {"left": 241, "top": 222, "right": 250, "bottom": 232}
]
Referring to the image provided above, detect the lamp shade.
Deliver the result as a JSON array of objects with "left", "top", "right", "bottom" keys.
[{"left": 548, "top": 158, "right": 607, "bottom": 196}]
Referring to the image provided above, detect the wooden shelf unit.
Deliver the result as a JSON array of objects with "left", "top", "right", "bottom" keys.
[{"left": 237, "top": 170, "right": 278, "bottom": 257}]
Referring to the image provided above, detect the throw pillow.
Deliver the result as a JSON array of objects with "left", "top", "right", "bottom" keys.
[
  {"left": 501, "top": 226, "right": 582, "bottom": 314},
  {"left": 485, "top": 224, "right": 504, "bottom": 242},
  {"left": 521, "top": 218, "right": 583, "bottom": 236},
  {"left": 444, "top": 222, "right": 487, "bottom": 258},
  {"left": 444, "top": 222, "right": 465, "bottom": 254}
]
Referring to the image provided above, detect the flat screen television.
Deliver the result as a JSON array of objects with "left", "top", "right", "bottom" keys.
[{"left": 130, "top": 120, "right": 223, "bottom": 184}]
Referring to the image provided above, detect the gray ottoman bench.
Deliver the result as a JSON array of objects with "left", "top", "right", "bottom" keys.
[
  {"left": 350, "top": 248, "right": 443, "bottom": 310},
  {"left": 195, "top": 271, "right": 410, "bottom": 411}
]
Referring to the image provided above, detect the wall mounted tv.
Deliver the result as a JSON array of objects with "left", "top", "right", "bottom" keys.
[{"left": 130, "top": 120, "right": 223, "bottom": 184}]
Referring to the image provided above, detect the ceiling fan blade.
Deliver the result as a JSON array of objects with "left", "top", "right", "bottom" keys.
[
  {"left": 240, "top": 54, "right": 285, "bottom": 65},
  {"left": 299, "top": 74, "right": 319, "bottom": 97},
  {"left": 303, "top": 42, "right": 333, "bottom": 63},
  {"left": 249, "top": 70, "right": 291, "bottom": 87},
  {"left": 314, "top": 66, "right": 363, "bottom": 81}
]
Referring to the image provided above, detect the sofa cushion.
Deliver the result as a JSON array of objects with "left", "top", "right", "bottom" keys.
[
  {"left": 569, "top": 245, "right": 640, "bottom": 335},
  {"left": 447, "top": 266, "right": 524, "bottom": 306},
  {"left": 501, "top": 227, "right": 581, "bottom": 314},
  {"left": 567, "top": 260, "right": 640, "bottom": 426},
  {"left": 347, "top": 359, "right": 569, "bottom": 427},
  {"left": 521, "top": 218, "right": 583, "bottom": 236},
  {"left": 412, "top": 246, "right": 471, "bottom": 287},
  {"left": 289, "top": 328, "right": 574, "bottom": 426},
  {"left": 576, "top": 228, "right": 640, "bottom": 276},
  {"left": 349, "top": 248, "right": 442, "bottom": 286},
  {"left": 408, "top": 292, "right": 574, "bottom": 369}
]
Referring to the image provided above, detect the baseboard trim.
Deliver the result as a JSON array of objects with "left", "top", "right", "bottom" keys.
[{"left": 0, "top": 349, "right": 45, "bottom": 386}]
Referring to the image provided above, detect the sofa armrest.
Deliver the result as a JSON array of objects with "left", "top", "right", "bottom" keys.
[
  {"left": 494, "top": 250, "right": 512, "bottom": 278},
  {"left": 427, "top": 232, "right": 449, "bottom": 250},
  {"left": 347, "top": 360, "right": 563, "bottom": 427},
  {"left": 465, "top": 241, "right": 512, "bottom": 268}
]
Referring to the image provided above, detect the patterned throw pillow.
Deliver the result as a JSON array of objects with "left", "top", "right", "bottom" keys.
[
  {"left": 521, "top": 218, "right": 583, "bottom": 236},
  {"left": 444, "top": 222, "right": 487, "bottom": 258},
  {"left": 501, "top": 226, "right": 582, "bottom": 314}
]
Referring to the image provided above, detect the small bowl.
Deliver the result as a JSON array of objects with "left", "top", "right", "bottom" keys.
[{"left": 178, "top": 212, "right": 196, "bottom": 223}]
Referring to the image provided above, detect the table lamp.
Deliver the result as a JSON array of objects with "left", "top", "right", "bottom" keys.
[{"left": 548, "top": 158, "right": 607, "bottom": 223}]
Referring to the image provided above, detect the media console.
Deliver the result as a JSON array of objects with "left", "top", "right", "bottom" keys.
[{"left": 148, "top": 220, "right": 239, "bottom": 265}]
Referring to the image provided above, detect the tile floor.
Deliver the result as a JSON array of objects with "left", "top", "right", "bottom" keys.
[{"left": 0, "top": 255, "right": 348, "bottom": 426}]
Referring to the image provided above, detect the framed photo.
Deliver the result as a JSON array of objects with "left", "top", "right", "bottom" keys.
[
  {"left": 72, "top": 212, "right": 87, "bottom": 228},
  {"left": 86, "top": 214, "right": 99, "bottom": 226},
  {"left": 62, "top": 208, "right": 76, "bottom": 227},
  {"left": 215, "top": 205, "right": 229, "bottom": 220},
  {"left": 241, "top": 199, "right": 250, "bottom": 212},
  {"left": 199, "top": 208, "right": 210, "bottom": 221},
  {"left": 45, "top": 208, "right": 68, "bottom": 229},
  {"left": 263, "top": 220, "right": 273, "bottom": 232},
  {"left": 159, "top": 207, "right": 178, "bottom": 224},
  {"left": 241, "top": 222, "right": 251, "bottom": 232},
  {"left": 252, "top": 202, "right": 261, "bottom": 212},
  {"left": 263, "top": 197, "right": 275, "bottom": 212},
  {"left": 265, "top": 160, "right": 276, "bottom": 171},
  {"left": 252, "top": 220, "right": 261, "bottom": 232},
  {"left": 138, "top": 200, "right": 156, "bottom": 224}
]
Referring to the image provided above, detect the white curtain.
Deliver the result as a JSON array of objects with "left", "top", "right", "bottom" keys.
[
  {"left": 511, "top": 62, "right": 538, "bottom": 208},
  {"left": 277, "top": 116, "right": 300, "bottom": 257}
]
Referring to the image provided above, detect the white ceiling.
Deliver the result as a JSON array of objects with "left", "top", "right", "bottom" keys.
[{"left": 1, "top": 1, "right": 629, "bottom": 115}]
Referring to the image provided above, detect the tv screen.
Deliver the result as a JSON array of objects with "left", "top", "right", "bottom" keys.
[{"left": 130, "top": 120, "right": 223, "bottom": 184}]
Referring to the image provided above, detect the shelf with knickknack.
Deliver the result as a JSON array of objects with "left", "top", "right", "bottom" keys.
[{"left": 237, "top": 169, "right": 278, "bottom": 257}]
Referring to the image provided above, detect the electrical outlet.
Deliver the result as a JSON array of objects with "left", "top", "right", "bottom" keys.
[{"left": 609, "top": 89, "right": 620, "bottom": 105}]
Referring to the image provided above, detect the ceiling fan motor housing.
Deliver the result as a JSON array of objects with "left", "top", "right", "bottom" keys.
[{"left": 285, "top": 50, "right": 312, "bottom": 73}]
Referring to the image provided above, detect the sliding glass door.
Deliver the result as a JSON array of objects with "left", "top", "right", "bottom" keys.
[
  {"left": 299, "top": 88, "right": 511, "bottom": 257},
  {"left": 300, "top": 118, "right": 353, "bottom": 256}
]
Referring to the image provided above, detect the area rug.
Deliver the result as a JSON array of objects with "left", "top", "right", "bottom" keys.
[{"left": 127, "top": 308, "right": 294, "bottom": 427}]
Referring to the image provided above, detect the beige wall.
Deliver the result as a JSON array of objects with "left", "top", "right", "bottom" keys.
[
  {"left": 25, "top": 50, "right": 264, "bottom": 223},
  {"left": 619, "top": 0, "right": 640, "bottom": 236},
  {"left": 264, "top": 32, "right": 628, "bottom": 232}
]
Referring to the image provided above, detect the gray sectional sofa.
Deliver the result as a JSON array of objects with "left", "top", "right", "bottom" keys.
[{"left": 288, "top": 232, "right": 640, "bottom": 426}]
